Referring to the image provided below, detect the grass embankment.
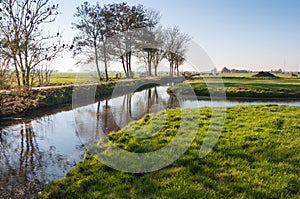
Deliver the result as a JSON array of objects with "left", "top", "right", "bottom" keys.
[
  {"left": 168, "top": 76, "right": 300, "bottom": 99},
  {"left": 0, "top": 83, "right": 112, "bottom": 118},
  {"left": 0, "top": 77, "right": 180, "bottom": 118},
  {"left": 37, "top": 105, "right": 300, "bottom": 198}
]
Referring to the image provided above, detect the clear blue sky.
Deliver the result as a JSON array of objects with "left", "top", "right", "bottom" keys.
[{"left": 51, "top": 0, "right": 300, "bottom": 71}]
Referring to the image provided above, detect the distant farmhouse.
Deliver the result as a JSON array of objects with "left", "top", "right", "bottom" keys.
[{"left": 253, "top": 71, "right": 277, "bottom": 78}]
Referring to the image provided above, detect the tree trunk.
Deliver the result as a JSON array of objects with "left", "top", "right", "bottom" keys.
[
  {"left": 22, "top": 70, "right": 26, "bottom": 86},
  {"left": 128, "top": 52, "right": 132, "bottom": 78},
  {"left": 176, "top": 63, "right": 179, "bottom": 76},
  {"left": 26, "top": 69, "right": 30, "bottom": 88},
  {"left": 169, "top": 61, "right": 174, "bottom": 77},
  {"left": 103, "top": 43, "right": 109, "bottom": 82},
  {"left": 94, "top": 40, "right": 102, "bottom": 81},
  {"left": 147, "top": 52, "right": 152, "bottom": 76},
  {"left": 121, "top": 55, "right": 128, "bottom": 77},
  {"left": 14, "top": 60, "right": 21, "bottom": 86},
  {"left": 124, "top": 52, "right": 133, "bottom": 78},
  {"left": 148, "top": 61, "right": 152, "bottom": 76},
  {"left": 104, "top": 64, "right": 109, "bottom": 81},
  {"left": 154, "top": 64, "right": 158, "bottom": 76}
]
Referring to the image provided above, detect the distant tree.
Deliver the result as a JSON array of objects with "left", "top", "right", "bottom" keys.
[
  {"left": 272, "top": 68, "right": 282, "bottom": 74},
  {"left": 231, "top": 68, "right": 250, "bottom": 73},
  {"left": 34, "top": 63, "right": 53, "bottom": 86},
  {"left": 211, "top": 67, "right": 217, "bottom": 75},
  {"left": 164, "top": 26, "right": 190, "bottom": 77},
  {"left": 174, "top": 54, "right": 185, "bottom": 76},
  {"left": 0, "top": 0, "right": 64, "bottom": 87}
]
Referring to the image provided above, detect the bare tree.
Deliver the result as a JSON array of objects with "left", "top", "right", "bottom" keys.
[
  {"left": 0, "top": 52, "right": 13, "bottom": 88},
  {"left": 151, "top": 28, "right": 166, "bottom": 76},
  {"left": 110, "top": 3, "right": 148, "bottom": 78},
  {"left": 34, "top": 62, "right": 53, "bottom": 86},
  {"left": 164, "top": 26, "right": 190, "bottom": 77},
  {"left": 136, "top": 8, "right": 162, "bottom": 77},
  {"left": 137, "top": 30, "right": 157, "bottom": 76},
  {"left": 73, "top": 2, "right": 161, "bottom": 79},
  {"left": 98, "top": 4, "right": 118, "bottom": 81},
  {"left": 137, "top": 9, "right": 161, "bottom": 76},
  {"left": 174, "top": 55, "right": 185, "bottom": 76},
  {"left": 73, "top": 2, "right": 122, "bottom": 82},
  {"left": 0, "top": 0, "right": 65, "bottom": 88},
  {"left": 73, "top": 1, "right": 103, "bottom": 81}
]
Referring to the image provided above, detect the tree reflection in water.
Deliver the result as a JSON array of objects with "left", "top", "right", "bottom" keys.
[
  {"left": 0, "top": 115, "right": 85, "bottom": 198},
  {"left": 75, "top": 86, "right": 179, "bottom": 149}
]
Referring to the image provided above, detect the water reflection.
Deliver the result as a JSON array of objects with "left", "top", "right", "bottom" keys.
[
  {"left": 75, "top": 87, "right": 179, "bottom": 147},
  {"left": 0, "top": 113, "right": 85, "bottom": 198},
  {"left": 111, "top": 87, "right": 179, "bottom": 128}
]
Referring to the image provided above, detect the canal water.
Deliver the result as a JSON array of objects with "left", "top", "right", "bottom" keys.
[{"left": 0, "top": 86, "right": 299, "bottom": 198}]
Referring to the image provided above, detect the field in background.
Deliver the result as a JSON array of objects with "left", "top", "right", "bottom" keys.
[
  {"left": 46, "top": 72, "right": 169, "bottom": 86},
  {"left": 4, "top": 72, "right": 299, "bottom": 88},
  {"left": 169, "top": 74, "right": 300, "bottom": 99},
  {"left": 49, "top": 73, "right": 99, "bottom": 85},
  {"left": 220, "top": 73, "right": 299, "bottom": 79}
]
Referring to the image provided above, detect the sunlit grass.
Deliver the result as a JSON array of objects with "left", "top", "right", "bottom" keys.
[
  {"left": 36, "top": 105, "right": 300, "bottom": 198},
  {"left": 49, "top": 73, "right": 119, "bottom": 85}
]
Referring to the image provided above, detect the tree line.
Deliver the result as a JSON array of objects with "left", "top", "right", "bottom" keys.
[
  {"left": 72, "top": 1, "right": 191, "bottom": 81},
  {"left": 0, "top": 0, "right": 190, "bottom": 88}
]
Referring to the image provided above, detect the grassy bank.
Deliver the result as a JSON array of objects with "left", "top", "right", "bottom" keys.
[
  {"left": 36, "top": 105, "right": 300, "bottom": 198},
  {"left": 168, "top": 76, "right": 300, "bottom": 99},
  {"left": 0, "top": 77, "right": 181, "bottom": 118},
  {"left": 0, "top": 83, "right": 113, "bottom": 118}
]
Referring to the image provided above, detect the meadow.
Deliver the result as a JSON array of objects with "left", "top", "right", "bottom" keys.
[
  {"left": 36, "top": 105, "right": 300, "bottom": 199},
  {"left": 48, "top": 72, "right": 169, "bottom": 86},
  {"left": 169, "top": 75, "right": 300, "bottom": 99},
  {"left": 49, "top": 73, "right": 115, "bottom": 85}
]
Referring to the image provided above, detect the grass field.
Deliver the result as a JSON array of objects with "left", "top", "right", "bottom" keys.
[
  {"left": 220, "top": 73, "right": 298, "bottom": 78},
  {"left": 169, "top": 75, "right": 300, "bottom": 99},
  {"left": 49, "top": 73, "right": 120, "bottom": 85},
  {"left": 49, "top": 73, "right": 83, "bottom": 85},
  {"left": 36, "top": 105, "right": 300, "bottom": 199},
  {"left": 49, "top": 72, "right": 169, "bottom": 86},
  {"left": 3, "top": 73, "right": 123, "bottom": 88}
]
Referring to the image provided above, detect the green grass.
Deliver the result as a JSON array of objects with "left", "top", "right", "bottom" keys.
[
  {"left": 49, "top": 73, "right": 122, "bottom": 86},
  {"left": 220, "top": 73, "right": 298, "bottom": 79},
  {"left": 49, "top": 73, "right": 80, "bottom": 85},
  {"left": 4, "top": 72, "right": 124, "bottom": 88},
  {"left": 49, "top": 73, "right": 172, "bottom": 86},
  {"left": 36, "top": 105, "right": 300, "bottom": 199},
  {"left": 169, "top": 75, "right": 300, "bottom": 99}
]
